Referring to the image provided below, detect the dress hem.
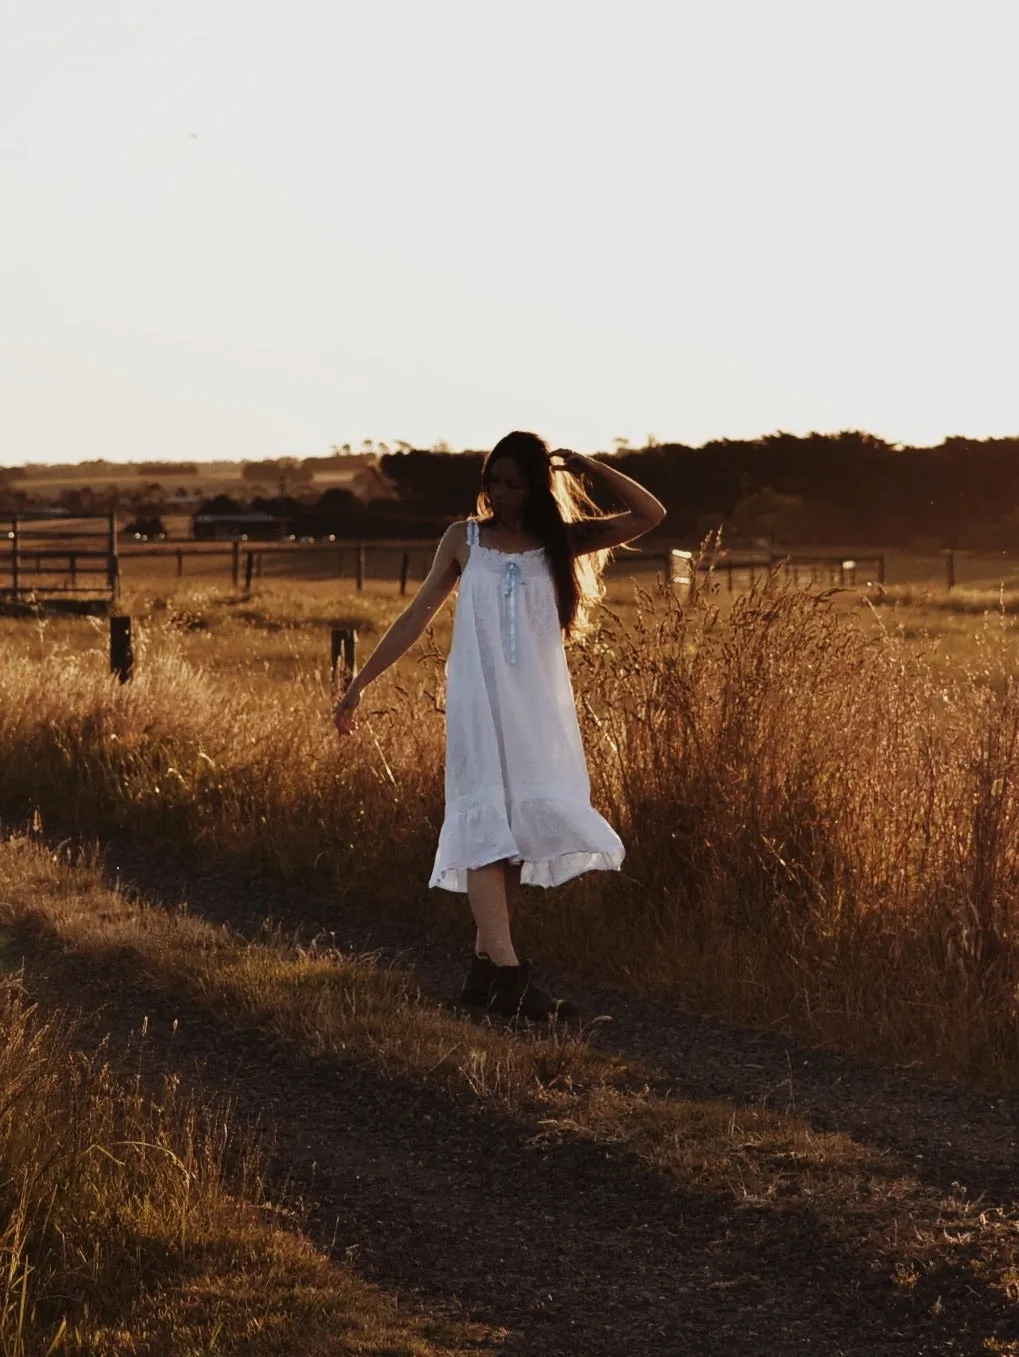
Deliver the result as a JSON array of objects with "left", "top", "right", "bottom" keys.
[{"left": 429, "top": 849, "right": 625, "bottom": 894}]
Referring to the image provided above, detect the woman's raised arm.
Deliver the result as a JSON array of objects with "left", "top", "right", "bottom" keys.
[
  {"left": 333, "top": 521, "right": 464, "bottom": 734},
  {"left": 557, "top": 451, "right": 666, "bottom": 555}
]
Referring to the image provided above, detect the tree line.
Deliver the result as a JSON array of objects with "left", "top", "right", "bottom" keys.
[
  {"left": 378, "top": 432, "right": 1019, "bottom": 549},
  {"left": 5, "top": 431, "right": 1019, "bottom": 548}
]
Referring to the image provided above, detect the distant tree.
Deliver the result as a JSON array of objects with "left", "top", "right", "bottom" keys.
[
  {"left": 380, "top": 449, "right": 482, "bottom": 515},
  {"left": 0, "top": 487, "right": 33, "bottom": 511},
  {"left": 199, "top": 494, "right": 245, "bottom": 515},
  {"left": 132, "top": 482, "right": 166, "bottom": 504},
  {"left": 124, "top": 514, "right": 166, "bottom": 539},
  {"left": 727, "top": 488, "right": 811, "bottom": 544},
  {"left": 242, "top": 458, "right": 312, "bottom": 483},
  {"left": 136, "top": 462, "right": 197, "bottom": 476},
  {"left": 58, "top": 486, "right": 96, "bottom": 514},
  {"left": 315, "top": 486, "right": 359, "bottom": 513}
]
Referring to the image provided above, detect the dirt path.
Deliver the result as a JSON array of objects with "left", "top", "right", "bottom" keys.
[
  {"left": 14, "top": 837, "right": 1017, "bottom": 1355},
  {"left": 105, "top": 844, "right": 1019, "bottom": 1206}
]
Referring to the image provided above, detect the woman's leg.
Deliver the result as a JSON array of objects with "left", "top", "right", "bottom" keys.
[
  {"left": 505, "top": 860, "right": 523, "bottom": 920},
  {"left": 467, "top": 861, "right": 519, "bottom": 966}
]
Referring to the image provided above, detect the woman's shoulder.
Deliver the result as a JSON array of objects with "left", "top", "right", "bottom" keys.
[{"left": 438, "top": 519, "right": 473, "bottom": 573}]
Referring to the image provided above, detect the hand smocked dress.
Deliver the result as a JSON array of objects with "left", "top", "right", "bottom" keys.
[{"left": 429, "top": 518, "right": 625, "bottom": 893}]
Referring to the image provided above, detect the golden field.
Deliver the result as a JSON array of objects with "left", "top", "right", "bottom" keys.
[
  {"left": 5, "top": 565, "right": 1019, "bottom": 1349},
  {"left": 4, "top": 566, "right": 1019, "bottom": 1082}
]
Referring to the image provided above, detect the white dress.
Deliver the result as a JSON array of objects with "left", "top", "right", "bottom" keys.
[{"left": 429, "top": 518, "right": 625, "bottom": 893}]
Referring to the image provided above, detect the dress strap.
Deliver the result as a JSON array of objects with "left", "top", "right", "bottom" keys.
[{"left": 466, "top": 518, "right": 479, "bottom": 547}]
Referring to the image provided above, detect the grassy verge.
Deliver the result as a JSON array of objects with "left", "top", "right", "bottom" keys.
[
  {"left": 0, "top": 834, "right": 853, "bottom": 1205},
  {"left": 3, "top": 575, "right": 1019, "bottom": 1085},
  {"left": 2, "top": 830, "right": 1018, "bottom": 1327},
  {"left": 0, "top": 968, "right": 492, "bottom": 1353}
]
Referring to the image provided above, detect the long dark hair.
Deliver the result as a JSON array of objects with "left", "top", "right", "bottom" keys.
[{"left": 476, "top": 431, "right": 610, "bottom": 639}]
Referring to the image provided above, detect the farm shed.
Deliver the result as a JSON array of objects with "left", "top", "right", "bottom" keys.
[{"left": 192, "top": 506, "right": 283, "bottom": 541}]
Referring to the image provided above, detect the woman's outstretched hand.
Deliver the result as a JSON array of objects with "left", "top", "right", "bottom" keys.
[{"left": 333, "top": 683, "right": 362, "bottom": 736}]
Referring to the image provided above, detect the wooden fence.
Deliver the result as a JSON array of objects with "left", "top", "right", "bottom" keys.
[
  {"left": 669, "top": 550, "right": 888, "bottom": 596},
  {"left": 122, "top": 539, "right": 420, "bottom": 591},
  {"left": 2, "top": 512, "right": 120, "bottom": 606},
  {"left": 14, "top": 522, "right": 979, "bottom": 606}
]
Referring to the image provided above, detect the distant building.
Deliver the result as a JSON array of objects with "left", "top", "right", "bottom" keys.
[{"left": 191, "top": 496, "right": 285, "bottom": 540}]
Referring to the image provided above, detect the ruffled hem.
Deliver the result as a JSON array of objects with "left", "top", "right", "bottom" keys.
[{"left": 428, "top": 796, "right": 625, "bottom": 893}]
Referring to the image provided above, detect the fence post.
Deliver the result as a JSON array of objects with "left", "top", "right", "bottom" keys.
[
  {"left": 244, "top": 550, "right": 254, "bottom": 593},
  {"left": 231, "top": 539, "right": 241, "bottom": 587},
  {"left": 69, "top": 553, "right": 77, "bottom": 590},
  {"left": 945, "top": 549, "right": 956, "bottom": 591},
  {"left": 399, "top": 552, "right": 410, "bottom": 596},
  {"left": 176, "top": 547, "right": 184, "bottom": 578},
  {"left": 11, "top": 516, "right": 20, "bottom": 599},
  {"left": 356, "top": 541, "right": 365, "bottom": 591},
  {"left": 106, "top": 510, "right": 120, "bottom": 600},
  {"left": 331, "top": 627, "right": 357, "bottom": 685},
  {"left": 110, "top": 615, "right": 133, "bottom": 683}
]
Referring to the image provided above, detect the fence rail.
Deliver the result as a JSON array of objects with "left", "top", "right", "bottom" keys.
[
  {"left": 7, "top": 522, "right": 975, "bottom": 604},
  {"left": 3, "top": 512, "right": 120, "bottom": 604},
  {"left": 670, "top": 550, "right": 888, "bottom": 595}
]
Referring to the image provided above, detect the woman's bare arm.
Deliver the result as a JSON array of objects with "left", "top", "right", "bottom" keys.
[
  {"left": 333, "top": 522, "right": 463, "bottom": 732},
  {"left": 559, "top": 452, "right": 667, "bottom": 555}
]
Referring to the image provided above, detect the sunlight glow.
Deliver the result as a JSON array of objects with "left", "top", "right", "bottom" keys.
[{"left": 1, "top": 0, "right": 1015, "bottom": 461}]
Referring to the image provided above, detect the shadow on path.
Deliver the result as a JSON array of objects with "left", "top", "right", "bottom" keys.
[
  {"left": 101, "top": 843, "right": 1019, "bottom": 1207},
  {"left": 12, "top": 916, "right": 1012, "bottom": 1357}
]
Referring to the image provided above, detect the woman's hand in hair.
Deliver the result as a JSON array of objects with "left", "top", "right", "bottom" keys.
[{"left": 551, "top": 449, "right": 592, "bottom": 476}]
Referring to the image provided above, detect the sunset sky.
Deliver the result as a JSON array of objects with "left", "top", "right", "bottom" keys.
[{"left": 1, "top": 0, "right": 1015, "bottom": 464}]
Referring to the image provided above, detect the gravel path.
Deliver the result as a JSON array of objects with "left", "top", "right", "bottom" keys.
[{"left": 15, "top": 838, "right": 1019, "bottom": 1355}]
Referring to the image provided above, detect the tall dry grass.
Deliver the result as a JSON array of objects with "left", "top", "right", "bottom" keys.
[
  {"left": 3, "top": 572, "right": 1019, "bottom": 1082},
  {"left": 0, "top": 972, "right": 261, "bottom": 1353},
  {"left": 0, "top": 958, "right": 493, "bottom": 1353}
]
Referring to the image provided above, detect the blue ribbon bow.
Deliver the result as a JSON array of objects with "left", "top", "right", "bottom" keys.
[{"left": 501, "top": 560, "right": 524, "bottom": 664}]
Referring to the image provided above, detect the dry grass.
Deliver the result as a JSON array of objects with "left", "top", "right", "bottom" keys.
[
  {"left": 4, "top": 570, "right": 1019, "bottom": 1085},
  {"left": 0, "top": 832, "right": 855, "bottom": 1206},
  {"left": 7, "top": 831, "right": 1019, "bottom": 1313},
  {"left": 0, "top": 958, "right": 489, "bottom": 1355}
]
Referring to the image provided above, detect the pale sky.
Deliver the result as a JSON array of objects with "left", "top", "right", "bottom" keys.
[{"left": 1, "top": 0, "right": 1016, "bottom": 464}]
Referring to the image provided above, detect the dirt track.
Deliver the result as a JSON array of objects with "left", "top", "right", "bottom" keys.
[{"left": 13, "top": 842, "right": 1019, "bottom": 1356}]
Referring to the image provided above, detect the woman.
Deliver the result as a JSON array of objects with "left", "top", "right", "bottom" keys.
[{"left": 334, "top": 431, "right": 666, "bottom": 1020}]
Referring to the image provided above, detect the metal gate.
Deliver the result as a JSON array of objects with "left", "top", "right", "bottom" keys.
[{"left": 2, "top": 511, "right": 120, "bottom": 609}]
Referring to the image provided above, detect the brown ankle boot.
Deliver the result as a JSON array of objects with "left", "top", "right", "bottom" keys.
[
  {"left": 458, "top": 952, "right": 498, "bottom": 1008},
  {"left": 486, "top": 959, "right": 579, "bottom": 1022}
]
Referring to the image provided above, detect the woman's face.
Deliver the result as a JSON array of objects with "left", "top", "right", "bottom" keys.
[{"left": 486, "top": 456, "right": 529, "bottom": 523}]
